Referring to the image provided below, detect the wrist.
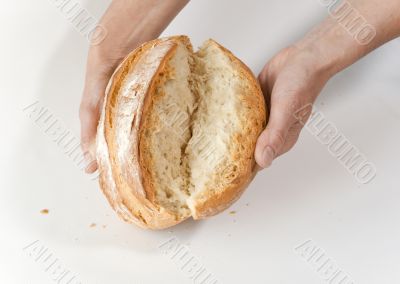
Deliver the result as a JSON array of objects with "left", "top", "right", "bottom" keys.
[
  {"left": 87, "top": 0, "right": 189, "bottom": 76},
  {"left": 294, "top": 18, "right": 370, "bottom": 78},
  {"left": 102, "top": 0, "right": 188, "bottom": 46}
]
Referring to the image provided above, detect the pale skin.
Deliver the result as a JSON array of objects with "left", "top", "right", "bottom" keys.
[{"left": 80, "top": 0, "right": 400, "bottom": 173}]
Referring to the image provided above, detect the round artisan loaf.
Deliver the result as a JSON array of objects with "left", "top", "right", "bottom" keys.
[{"left": 96, "top": 35, "right": 267, "bottom": 229}]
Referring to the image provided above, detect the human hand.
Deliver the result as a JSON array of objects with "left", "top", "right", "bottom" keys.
[
  {"left": 80, "top": 0, "right": 189, "bottom": 173},
  {"left": 255, "top": 0, "right": 400, "bottom": 169},
  {"left": 254, "top": 45, "right": 332, "bottom": 168}
]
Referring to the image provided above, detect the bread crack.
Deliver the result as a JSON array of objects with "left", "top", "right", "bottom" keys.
[{"left": 180, "top": 54, "right": 202, "bottom": 198}]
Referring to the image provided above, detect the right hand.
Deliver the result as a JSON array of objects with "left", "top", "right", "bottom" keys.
[{"left": 255, "top": 45, "right": 332, "bottom": 168}]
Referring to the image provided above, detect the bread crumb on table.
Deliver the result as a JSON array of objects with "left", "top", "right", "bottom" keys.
[
  {"left": 90, "top": 223, "right": 96, "bottom": 228},
  {"left": 40, "top": 209, "right": 49, "bottom": 214},
  {"left": 229, "top": 211, "right": 236, "bottom": 215}
]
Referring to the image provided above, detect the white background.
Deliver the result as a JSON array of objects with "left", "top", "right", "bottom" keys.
[{"left": 1, "top": 0, "right": 400, "bottom": 283}]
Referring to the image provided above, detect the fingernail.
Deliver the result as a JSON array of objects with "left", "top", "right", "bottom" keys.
[
  {"left": 261, "top": 146, "right": 275, "bottom": 168},
  {"left": 84, "top": 151, "right": 97, "bottom": 173}
]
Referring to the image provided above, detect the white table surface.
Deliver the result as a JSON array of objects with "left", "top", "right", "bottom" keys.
[{"left": 2, "top": 0, "right": 400, "bottom": 283}]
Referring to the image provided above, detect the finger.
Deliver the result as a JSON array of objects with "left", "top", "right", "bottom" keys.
[
  {"left": 79, "top": 103, "right": 99, "bottom": 173},
  {"left": 258, "top": 65, "right": 272, "bottom": 111},
  {"left": 79, "top": 77, "right": 108, "bottom": 174},
  {"left": 255, "top": 92, "right": 314, "bottom": 169},
  {"left": 254, "top": 89, "right": 306, "bottom": 168},
  {"left": 279, "top": 119, "right": 305, "bottom": 155},
  {"left": 255, "top": 97, "right": 292, "bottom": 168}
]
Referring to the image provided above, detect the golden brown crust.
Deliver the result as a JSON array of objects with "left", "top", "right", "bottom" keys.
[
  {"left": 97, "top": 36, "right": 267, "bottom": 228},
  {"left": 97, "top": 36, "right": 191, "bottom": 229},
  {"left": 190, "top": 40, "right": 267, "bottom": 219}
]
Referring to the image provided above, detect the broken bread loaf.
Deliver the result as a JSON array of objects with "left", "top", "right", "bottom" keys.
[{"left": 96, "top": 36, "right": 267, "bottom": 229}]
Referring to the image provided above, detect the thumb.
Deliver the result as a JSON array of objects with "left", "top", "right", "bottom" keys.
[
  {"left": 254, "top": 113, "right": 289, "bottom": 169},
  {"left": 80, "top": 106, "right": 98, "bottom": 174},
  {"left": 255, "top": 96, "right": 310, "bottom": 168},
  {"left": 79, "top": 77, "right": 108, "bottom": 174},
  {"left": 79, "top": 102, "right": 99, "bottom": 174}
]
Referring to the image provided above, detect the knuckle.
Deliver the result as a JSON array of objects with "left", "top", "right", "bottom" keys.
[
  {"left": 80, "top": 139, "right": 92, "bottom": 150},
  {"left": 290, "top": 120, "right": 305, "bottom": 134},
  {"left": 293, "top": 104, "right": 313, "bottom": 126},
  {"left": 271, "top": 129, "right": 286, "bottom": 146},
  {"left": 275, "top": 94, "right": 312, "bottom": 122},
  {"left": 79, "top": 100, "right": 100, "bottom": 119},
  {"left": 267, "top": 128, "right": 287, "bottom": 154},
  {"left": 285, "top": 95, "right": 306, "bottom": 114}
]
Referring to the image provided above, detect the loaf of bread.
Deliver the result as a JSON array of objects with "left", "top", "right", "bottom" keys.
[{"left": 96, "top": 36, "right": 267, "bottom": 229}]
